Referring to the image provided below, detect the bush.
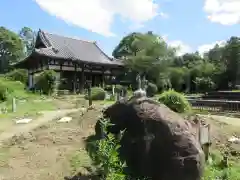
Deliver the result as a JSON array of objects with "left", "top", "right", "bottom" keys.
[
  {"left": 156, "top": 74, "right": 172, "bottom": 92},
  {"left": 115, "top": 84, "right": 124, "bottom": 93},
  {"left": 195, "top": 77, "right": 216, "bottom": 92},
  {"left": 5, "top": 69, "right": 28, "bottom": 84},
  {"left": 146, "top": 82, "right": 158, "bottom": 97},
  {"left": 159, "top": 89, "right": 191, "bottom": 113},
  {"left": 0, "top": 83, "right": 8, "bottom": 101},
  {"left": 0, "top": 78, "right": 27, "bottom": 100},
  {"left": 35, "top": 70, "right": 57, "bottom": 95},
  {"left": 97, "top": 120, "right": 126, "bottom": 179},
  {"left": 104, "top": 85, "right": 113, "bottom": 92},
  {"left": 85, "top": 87, "right": 106, "bottom": 100}
]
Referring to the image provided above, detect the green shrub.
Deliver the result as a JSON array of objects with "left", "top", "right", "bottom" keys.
[
  {"left": 86, "top": 118, "right": 150, "bottom": 179},
  {"left": 159, "top": 89, "right": 191, "bottom": 113},
  {"left": 0, "top": 77, "right": 27, "bottom": 100},
  {"left": 5, "top": 69, "right": 28, "bottom": 84},
  {"left": 195, "top": 77, "right": 216, "bottom": 92},
  {"left": 146, "top": 82, "right": 158, "bottom": 97},
  {"left": 85, "top": 87, "right": 106, "bottom": 100},
  {"left": 0, "top": 83, "right": 8, "bottom": 101},
  {"left": 35, "top": 70, "right": 57, "bottom": 95},
  {"left": 203, "top": 151, "right": 240, "bottom": 180},
  {"left": 104, "top": 85, "right": 112, "bottom": 92},
  {"left": 95, "top": 119, "right": 126, "bottom": 180},
  {"left": 114, "top": 84, "right": 123, "bottom": 93}
]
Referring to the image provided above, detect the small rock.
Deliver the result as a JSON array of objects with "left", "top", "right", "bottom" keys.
[
  {"left": 80, "top": 107, "right": 87, "bottom": 112},
  {"left": 228, "top": 136, "right": 240, "bottom": 144},
  {"left": 58, "top": 116, "right": 72, "bottom": 123},
  {"left": 16, "top": 118, "right": 32, "bottom": 124}
]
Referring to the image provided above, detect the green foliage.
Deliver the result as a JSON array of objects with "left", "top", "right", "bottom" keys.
[
  {"left": 104, "top": 85, "right": 112, "bottom": 92},
  {"left": 5, "top": 69, "right": 28, "bottom": 84},
  {"left": 159, "top": 89, "right": 191, "bottom": 113},
  {"left": 223, "top": 37, "right": 240, "bottom": 88},
  {"left": 85, "top": 87, "right": 106, "bottom": 100},
  {"left": 0, "top": 77, "right": 39, "bottom": 103},
  {"left": 0, "top": 83, "right": 8, "bottom": 101},
  {"left": 195, "top": 77, "right": 216, "bottom": 92},
  {"left": 203, "top": 151, "right": 240, "bottom": 180},
  {"left": 112, "top": 32, "right": 176, "bottom": 87},
  {"left": 156, "top": 73, "right": 172, "bottom": 92},
  {"left": 0, "top": 26, "right": 24, "bottom": 73},
  {"left": 146, "top": 82, "right": 158, "bottom": 97},
  {"left": 35, "top": 70, "right": 57, "bottom": 95},
  {"left": 169, "top": 67, "right": 188, "bottom": 91},
  {"left": 105, "top": 85, "right": 124, "bottom": 93},
  {"left": 115, "top": 84, "right": 124, "bottom": 93},
  {"left": 86, "top": 118, "right": 127, "bottom": 180},
  {"left": 19, "top": 27, "right": 36, "bottom": 56}
]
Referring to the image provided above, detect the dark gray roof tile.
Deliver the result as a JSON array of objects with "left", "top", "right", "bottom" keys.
[{"left": 36, "top": 31, "right": 123, "bottom": 66}]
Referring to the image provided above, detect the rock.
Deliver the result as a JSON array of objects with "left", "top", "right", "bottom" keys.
[
  {"left": 16, "top": 118, "right": 32, "bottom": 124},
  {"left": 228, "top": 136, "right": 240, "bottom": 144},
  {"left": 58, "top": 116, "right": 72, "bottom": 123},
  {"left": 103, "top": 97, "right": 205, "bottom": 180}
]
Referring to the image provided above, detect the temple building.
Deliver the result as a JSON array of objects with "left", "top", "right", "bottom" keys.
[{"left": 14, "top": 29, "right": 124, "bottom": 93}]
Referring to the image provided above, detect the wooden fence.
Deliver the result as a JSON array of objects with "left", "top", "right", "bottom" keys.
[{"left": 188, "top": 99, "right": 240, "bottom": 112}]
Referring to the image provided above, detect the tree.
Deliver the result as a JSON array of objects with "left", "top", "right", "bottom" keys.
[
  {"left": 222, "top": 36, "right": 240, "bottom": 88},
  {"left": 19, "top": 27, "right": 36, "bottom": 56},
  {"left": 181, "top": 52, "right": 203, "bottom": 68},
  {"left": 113, "top": 32, "right": 176, "bottom": 86},
  {"left": 206, "top": 44, "right": 224, "bottom": 65},
  {"left": 169, "top": 67, "right": 188, "bottom": 91},
  {"left": 0, "top": 27, "right": 24, "bottom": 73}
]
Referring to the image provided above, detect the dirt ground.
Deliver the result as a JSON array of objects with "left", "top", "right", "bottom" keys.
[
  {"left": 0, "top": 109, "right": 80, "bottom": 145},
  {"left": 0, "top": 98, "right": 240, "bottom": 180},
  {"left": 0, "top": 107, "right": 101, "bottom": 180},
  {"left": 196, "top": 114, "right": 240, "bottom": 154}
]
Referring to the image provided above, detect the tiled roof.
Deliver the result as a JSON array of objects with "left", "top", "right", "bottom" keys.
[{"left": 35, "top": 30, "right": 123, "bottom": 66}]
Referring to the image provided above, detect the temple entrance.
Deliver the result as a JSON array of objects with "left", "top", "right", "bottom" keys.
[{"left": 59, "top": 71, "right": 105, "bottom": 92}]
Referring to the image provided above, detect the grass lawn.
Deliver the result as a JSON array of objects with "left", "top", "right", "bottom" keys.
[
  {"left": 0, "top": 78, "right": 59, "bottom": 132},
  {"left": 0, "top": 99, "right": 56, "bottom": 133}
]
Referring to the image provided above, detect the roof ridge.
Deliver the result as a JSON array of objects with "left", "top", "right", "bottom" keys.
[
  {"left": 41, "top": 30, "right": 95, "bottom": 44},
  {"left": 38, "top": 29, "right": 53, "bottom": 47},
  {"left": 93, "top": 43, "right": 113, "bottom": 61}
]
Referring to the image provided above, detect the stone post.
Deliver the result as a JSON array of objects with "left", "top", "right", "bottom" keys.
[{"left": 12, "top": 97, "right": 16, "bottom": 113}]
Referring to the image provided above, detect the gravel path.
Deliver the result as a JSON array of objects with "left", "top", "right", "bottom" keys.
[{"left": 0, "top": 109, "right": 79, "bottom": 145}]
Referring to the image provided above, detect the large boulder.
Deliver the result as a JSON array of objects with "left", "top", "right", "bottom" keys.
[{"left": 103, "top": 96, "right": 205, "bottom": 180}]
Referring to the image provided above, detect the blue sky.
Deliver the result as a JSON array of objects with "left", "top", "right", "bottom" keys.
[{"left": 0, "top": 0, "right": 239, "bottom": 56}]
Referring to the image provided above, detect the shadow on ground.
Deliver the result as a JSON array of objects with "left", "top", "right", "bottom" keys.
[{"left": 64, "top": 173, "right": 100, "bottom": 180}]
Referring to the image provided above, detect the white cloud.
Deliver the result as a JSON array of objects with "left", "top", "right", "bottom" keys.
[
  {"left": 204, "top": 0, "right": 240, "bottom": 25},
  {"left": 35, "top": 0, "right": 162, "bottom": 36},
  {"left": 198, "top": 40, "right": 226, "bottom": 55},
  {"left": 162, "top": 35, "right": 192, "bottom": 56},
  {"left": 170, "top": 41, "right": 192, "bottom": 56}
]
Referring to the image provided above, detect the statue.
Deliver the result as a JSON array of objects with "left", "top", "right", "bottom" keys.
[
  {"left": 142, "top": 75, "right": 148, "bottom": 91},
  {"left": 134, "top": 74, "right": 146, "bottom": 97},
  {"left": 136, "top": 74, "right": 142, "bottom": 90}
]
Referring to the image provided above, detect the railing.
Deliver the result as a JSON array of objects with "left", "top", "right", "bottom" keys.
[
  {"left": 202, "top": 91, "right": 240, "bottom": 101},
  {"left": 188, "top": 99, "right": 240, "bottom": 112}
]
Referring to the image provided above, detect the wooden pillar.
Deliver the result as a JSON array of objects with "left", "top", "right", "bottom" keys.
[
  {"left": 80, "top": 64, "right": 85, "bottom": 94},
  {"left": 101, "top": 67, "right": 105, "bottom": 88},
  {"left": 73, "top": 63, "right": 77, "bottom": 94},
  {"left": 90, "top": 67, "right": 93, "bottom": 87},
  {"left": 92, "top": 74, "right": 95, "bottom": 87},
  {"left": 28, "top": 70, "right": 34, "bottom": 89}
]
